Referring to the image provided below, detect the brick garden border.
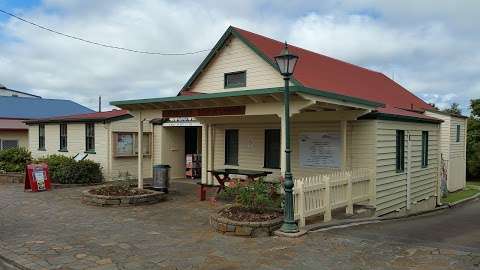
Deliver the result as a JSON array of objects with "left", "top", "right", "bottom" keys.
[
  {"left": 210, "top": 207, "right": 283, "bottom": 237},
  {"left": 0, "top": 172, "right": 24, "bottom": 184},
  {"left": 82, "top": 188, "right": 166, "bottom": 207},
  {"left": 52, "top": 182, "right": 103, "bottom": 189}
]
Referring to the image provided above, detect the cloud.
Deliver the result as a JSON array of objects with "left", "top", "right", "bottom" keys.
[{"left": 0, "top": 0, "right": 478, "bottom": 114}]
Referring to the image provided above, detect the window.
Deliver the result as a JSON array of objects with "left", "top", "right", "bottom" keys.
[
  {"left": 396, "top": 130, "right": 405, "bottom": 173},
  {"left": 113, "top": 132, "right": 151, "bottom": 157},
  {"left": 225, "top": 129, "right": 239, "bottom": 165},
  {"left": 85, "top": 123, "right": 95, "bottom": 152},
  {"left": 59, "top": 124, "right": 68, "bottom": 151},
  {"left": 1, "top": 140, "right": 18, "bottom": 150},
  {"left": 421, "top": 131, "right": 429, "bottom": 168},
  {"left": 456, "top": 124, "right": 461, "bottom": 142},
  {"left": 224, "top": 71, "right": 246, "bottom": 88},
  {"left": 38, "top": 124, "right": 45, "bottom": 150},
  {"left": 264, "top": 129, "right": 280, "bottom": 169}
]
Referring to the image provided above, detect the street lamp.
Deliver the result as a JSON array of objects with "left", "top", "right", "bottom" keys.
[{"left": 274, "top": 42, "right": 299, "bottom": 233}]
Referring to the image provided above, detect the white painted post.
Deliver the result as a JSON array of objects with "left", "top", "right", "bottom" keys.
[
  {"left": 346, "top": 172, "right": 353, "bottom": 215},
  {"left": 324, "top": 176, "right": 332, "bottom": 222},
  {"left": 137, "top": 112, "right": 144, "bottom": 189},
  {"left": 208, "top": 124, "right": 215, "bottom": 185},
  {"left": 297, "top": 180, "right": 305, "bottom": 227}
]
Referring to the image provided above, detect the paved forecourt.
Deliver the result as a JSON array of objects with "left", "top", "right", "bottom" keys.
[{"left": 0, "top": 182, "right": 479, "bottom": 270}]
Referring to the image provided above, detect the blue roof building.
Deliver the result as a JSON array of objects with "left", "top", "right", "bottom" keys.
[
  {"left": 0, "top": 96, "right": 94, "bottom": 150},
  {"left": 0, "top": 96, "right": 94, "bottom": 119}
]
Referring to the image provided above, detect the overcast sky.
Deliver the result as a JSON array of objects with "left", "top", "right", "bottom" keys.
[{"left": 0, "top": 0, "right": 478, "bottom": 114}]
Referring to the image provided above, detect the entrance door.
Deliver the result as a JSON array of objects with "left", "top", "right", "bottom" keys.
[{"left": 185, "top": 127, "right": 198, "bottom": 155}]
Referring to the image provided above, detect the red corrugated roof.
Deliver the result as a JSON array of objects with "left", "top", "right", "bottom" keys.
[
  {"left": 232, "top": 27, "right": 433, "bottom": 113},
  {"left": 25, "top": 109, "right": 131, "bottom": 124},
  {"left": 0, "top": 118, "right": 28, "bottom": 130}
]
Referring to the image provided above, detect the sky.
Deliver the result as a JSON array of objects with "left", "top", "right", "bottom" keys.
[{"left": 0, "top": 0, "right": 478, "bottom": 114}]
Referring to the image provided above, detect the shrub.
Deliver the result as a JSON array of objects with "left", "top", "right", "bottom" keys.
[
  {"left": 0, "top": 147, "right": 32, "bottom": 172},
  {"left": 36, "top": 154, "right": 74, "bottom": 181},
  {"left": 36, "top": 155, "right": 103, "bottom": 184},
  {"left": 221, "top": 178, "right": 281, "bottom": 213},
  {"left": 217, "top": 183, "right": 242, "bottom": 202}
]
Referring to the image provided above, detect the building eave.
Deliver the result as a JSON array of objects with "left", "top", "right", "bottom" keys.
[
  {"left": 359, "top": 112, "right": 443, "bottom": 124},
  {"left": 111, "top": 86, "right": 384, "bottom": 111}
]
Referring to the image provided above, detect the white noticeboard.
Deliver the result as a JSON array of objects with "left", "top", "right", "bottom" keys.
[{"left": 299, "top": 132, "right": 341, "bottom": 168}]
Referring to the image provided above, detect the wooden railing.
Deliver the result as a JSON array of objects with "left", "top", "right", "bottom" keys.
[{"left": 293, "top": 168, "right": 373, "bottom": 227}]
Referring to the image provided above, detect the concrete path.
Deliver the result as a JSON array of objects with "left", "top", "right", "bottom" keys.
[
  {"left": 323, "top": 200, "right": 480, "bottom": 253},
  {"left": 0, "top": 182, "right": 479, "bottom": 270}
]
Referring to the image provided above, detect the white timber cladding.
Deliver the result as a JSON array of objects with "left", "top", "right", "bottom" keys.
[
  {"left": 28, "top": 115, "right": 153, "bottom": 181},
  {"left": 211, "top": 120, "right": 376, "bottom": 181},
  {"left": 374, "top": 120, "right": 440, "bottom": 216},
  {"left": 424, "top": 111, "right": 467, "bottom": 192},
  {"left": 187, "top": 36, "right": 285, "bottom": 93},
  {"left": 0, "top": 130, "right": 28, "bottom": 148}
]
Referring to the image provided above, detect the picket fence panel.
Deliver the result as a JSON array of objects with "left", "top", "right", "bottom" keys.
[{"left": 293, "top": 168, "right": 373, "bottom": 227}]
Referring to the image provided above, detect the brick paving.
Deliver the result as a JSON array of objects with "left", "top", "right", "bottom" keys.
[{"left": 0, "top": 181, "right": 479, "bottom": 270}]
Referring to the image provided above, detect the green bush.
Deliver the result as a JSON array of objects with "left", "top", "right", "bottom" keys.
[
  {"left": 36, "top": 155, "right": 103, "bottom": 184},
  {"left": 0, "top": 147, "right": 32, "bottom": 172}
]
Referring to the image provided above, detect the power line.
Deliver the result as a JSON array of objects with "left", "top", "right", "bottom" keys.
[{"left": 0, "top": 9, "right": 211, "bottom": 56}]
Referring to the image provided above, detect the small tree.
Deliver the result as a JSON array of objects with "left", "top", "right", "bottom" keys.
[
  {"left": 443, "top": 102, "right": 462, "bottom": 115},
  {"left": 467, "top": 99, "right": 480, "bottom": 179}
]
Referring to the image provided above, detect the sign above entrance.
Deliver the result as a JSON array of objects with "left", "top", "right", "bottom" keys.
[
  {"left": 162, "top": 106, "right": 246, "bottom": 118},
  {"left": 162, "top": 117, "right": 202, "bottom": 127}
]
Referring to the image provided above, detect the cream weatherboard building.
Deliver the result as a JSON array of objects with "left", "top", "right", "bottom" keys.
[
  {"left": 110, "top": 26, "right": 461, "bottom": 218},
  {"left": 26, "top": 110, "right": 153, "bottom": 181},
  {"left": 424, "top": 110, "right": 468, "bottom": 192}
]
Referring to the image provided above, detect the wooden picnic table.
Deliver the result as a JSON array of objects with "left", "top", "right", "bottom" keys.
[{"left": 207, "top": 169, "right": 272, "bottom": 194}]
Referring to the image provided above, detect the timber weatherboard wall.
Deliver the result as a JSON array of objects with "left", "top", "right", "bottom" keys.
[
  {"left": 211, "top": 120, "right": 375, "bottom": 180},
  {"left": 188, "top": 36, "right": 287, "bottom": 94},
  {"left": 374, "top": 120, "right": 440, "bottom": 216},
  {"left": 424, "top": 111, "right": 467, "bottom": 192},
  {"left": 28, "top": 115, "right": 152, "bottom": 181},
  {"left": 0, "top": 130, "right": 28, "bottom": 149}
]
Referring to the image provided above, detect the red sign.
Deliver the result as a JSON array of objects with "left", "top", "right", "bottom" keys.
[
  {"left": 24, "top": 164, "right": 51, "bottom": 192},
  {"left": 162, "top": 106, "right": 246, "bottom": 118}
]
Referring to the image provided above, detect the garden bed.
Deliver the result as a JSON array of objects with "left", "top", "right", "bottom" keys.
[
  {"left": 210, "top": 205, "right": 283, "bottom": 237},
  {"left": 82, "top": 185, "right": 166, "bottom": 206}
]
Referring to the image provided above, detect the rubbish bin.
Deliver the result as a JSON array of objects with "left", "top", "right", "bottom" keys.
[{"left": 153, "top": 165, "right": 170, "bottom": 193}]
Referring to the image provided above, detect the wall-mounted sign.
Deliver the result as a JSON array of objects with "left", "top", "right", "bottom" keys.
[
  {"left": 116, "top": 133, "right": 134, "bottom": 155},
  {"left": 299, "top": 132, "right": 341, "bottom": 168},
  {"left": 162, "top": 106, "right": 245, "bottom": 118}
]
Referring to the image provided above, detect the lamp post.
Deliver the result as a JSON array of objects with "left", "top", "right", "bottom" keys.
[{"left": 274, "top": 42, "right": 299, "bottom": 233}]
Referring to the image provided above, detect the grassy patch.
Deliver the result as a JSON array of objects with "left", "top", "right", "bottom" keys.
[
  {"left": 467, "top": 180, "right": 480, "bottom": 187},
  {"left": 442, "top": 186, "right": 480, "bottom": 204}
]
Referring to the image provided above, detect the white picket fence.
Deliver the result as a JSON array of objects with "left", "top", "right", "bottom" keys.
[{"left": 293, "top": 168, "right": 373, "bottom": 227}]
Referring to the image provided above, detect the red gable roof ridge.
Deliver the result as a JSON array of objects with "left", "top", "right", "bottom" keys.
[
  {"left": 230, "top": 26, "right": 433, "bottom": 112},
  {"left": 231, "top": 26, "right": 385, "bottom": 77}
]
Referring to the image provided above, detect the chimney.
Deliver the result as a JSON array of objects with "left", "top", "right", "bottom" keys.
[{"left": 98, "top": 96, "right": 102, "bottom": 112}]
